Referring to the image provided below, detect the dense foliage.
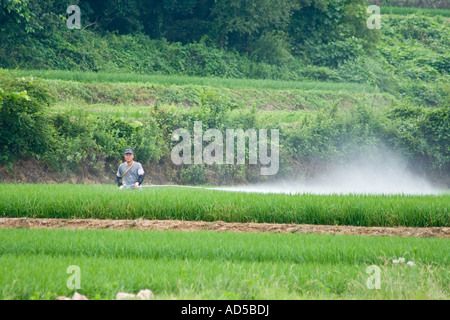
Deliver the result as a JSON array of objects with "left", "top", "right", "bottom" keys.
[
  {"left": 371, "top": 0, "right": 449, "bottom": 9},
  {"left": 1, "top": 70, "right": 448, "bottom": 186},
  {"left": 1, "top": 2, "right": 448, "bottom": 107},
  {"left": 1, "top": 0, "right": 376, "bottom": 62},
  {"left": 0, "top": 72, "right": 53, "bottom": 163},
  {"left": 0, "top": 2, "right": 448, "bottom": 186}
]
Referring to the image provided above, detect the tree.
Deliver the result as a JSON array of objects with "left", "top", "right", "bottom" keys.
[
  {"left": 288, "top": 0, "right": 380, "bottom": 66},
  {"left": 210, "top": 0, "right": 298, "bottom": 50},
  {"left": 0, "top": 71, "right": 53, "bottom": 162},
  {"left": 1, "top": 0, "right": 79, "bottom": 35}
]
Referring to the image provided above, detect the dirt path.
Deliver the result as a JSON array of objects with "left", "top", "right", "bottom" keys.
[{"left": 0, "top": 218, "right": 449, "bottom": 238}]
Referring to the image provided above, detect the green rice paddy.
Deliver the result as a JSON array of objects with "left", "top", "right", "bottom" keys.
[
  {"left": 0, "top": 228, "right": 448, "bottom": 300},
  {"left": 0, "top": 184, "right": 448, "bottom": 227}
]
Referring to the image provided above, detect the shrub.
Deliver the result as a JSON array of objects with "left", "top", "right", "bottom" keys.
[{"left": 0, "top": 70, "right": 54, "bottom": 163}]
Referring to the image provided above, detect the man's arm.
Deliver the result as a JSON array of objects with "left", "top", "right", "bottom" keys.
[
  {"left": 137, "top": 174, "right": 144, "bottom": 186},
  {"left": 117, "top": 165, "right": 123, "bottom": 187},
  {"left": 135, "top": 163, "right": 145, "bottom": 187}
]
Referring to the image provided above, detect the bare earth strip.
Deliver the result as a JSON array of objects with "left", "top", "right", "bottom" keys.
[{"left": 0, "top": 218, "right": 449, "bottom": 238}]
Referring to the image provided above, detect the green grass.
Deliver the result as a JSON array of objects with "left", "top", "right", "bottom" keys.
[
  {"left": 0, "top": 228, "right": 448, "bottom": 299},
  {"left": 256, "top": 109, "right": 310, "bottom": 124},
  {"left": 382, "top": 6, "right": 450, "bottom": 17},
  {"left": 14, "top": 69, "right": 378, "bottom": 93},
  {"left": 51, "top": 102, "right": 155, "bottom": 119},
  {"left": 0, "top": 184, "right": 448, "bottom": 227},
  {"left": 7, "top": 69, "right": 395, "bottom": 113},
  {"left": 51, "top": 101, "right": 311, "bottom": 123}
]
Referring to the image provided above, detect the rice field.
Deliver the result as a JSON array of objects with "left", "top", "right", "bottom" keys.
[
  {"left": 51, "top": 101, "right": 312, "bottom": 123},
  {"left": 382, "top": 6, "right": 450, "bottom": 17},
  {"left": 0, "top": 228, "right": 448, "bottom": 300},
  {"left": 0, "top": 184, "right": 448, "bottom": 227},
  {"left": 14, "top": 69, "right": 378, "bottom": 93},
  {"left": 2, "top": 5, "right": 449, "bottom": 303}
]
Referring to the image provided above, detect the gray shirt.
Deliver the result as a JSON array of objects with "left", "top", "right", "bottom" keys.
[{"left": 116, "top": 161, "right": 145, "bottom": 186}]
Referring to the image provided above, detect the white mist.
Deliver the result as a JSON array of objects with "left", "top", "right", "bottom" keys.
[{"left": 216, "top": 151, "right": 441, "bottom": 195}]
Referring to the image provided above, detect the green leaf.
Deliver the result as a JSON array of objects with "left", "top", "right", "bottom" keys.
[
  {"left": 130, "top": 121, "right": 144, "bottom": 130},
  {"left": 19, "top": 90, "right": 31, "bottom": 101},
  {"left": 10, "top": 92, "right": 21, "bottom": 100}
]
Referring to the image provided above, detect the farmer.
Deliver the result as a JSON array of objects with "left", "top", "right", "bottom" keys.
[{"left": 116, "top": 148, "right": 145, "bottom": 189}]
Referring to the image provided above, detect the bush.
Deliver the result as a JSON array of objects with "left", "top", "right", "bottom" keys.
[
  {"left": 179, "top": 165, "right": 208, "bottom": 185},
  {"left": 334, "top": 55, "right": 398, "bottom": 93},
  {"left": 46, "top": 112, "right": 165, "bottom": 174},
  {"left": 370, "top": 0, "right": 450, "bottom": 9},
  {"left": 0, "top": 70, "right": 54, "bottom": 163},
  {"left": 249, "top": 31, "right": 293, "bottom": 66},
  {"left": 304, "top": 37, "right": 366, "bottom": 68},
  {"left": 384, "top": 102, "right": 450, "bottom": 180}
]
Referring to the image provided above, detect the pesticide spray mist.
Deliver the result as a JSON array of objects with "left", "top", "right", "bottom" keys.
[{"left": 217, "top": 149, "right": 441, "bottom": 195}]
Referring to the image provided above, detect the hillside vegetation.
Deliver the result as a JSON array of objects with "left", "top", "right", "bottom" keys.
[{"left": 0, "top": 1, "right": 448, "bottom": 187}]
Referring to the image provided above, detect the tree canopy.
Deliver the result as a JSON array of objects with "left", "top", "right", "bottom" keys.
[{"left": 1, "top": 0, "right": 379, "bottom": 65}]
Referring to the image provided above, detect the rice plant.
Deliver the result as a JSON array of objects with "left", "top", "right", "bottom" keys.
[
  {"left": 0, "top": 184, "right": 448, "bottom": 227},
  {"left": 0, "top": 228, "right": 448, "bottom": 300}
]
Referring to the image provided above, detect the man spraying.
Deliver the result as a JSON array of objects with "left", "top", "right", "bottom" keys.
[{"left": 117, "top": 148, "right": 145, "bottom": 189}]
